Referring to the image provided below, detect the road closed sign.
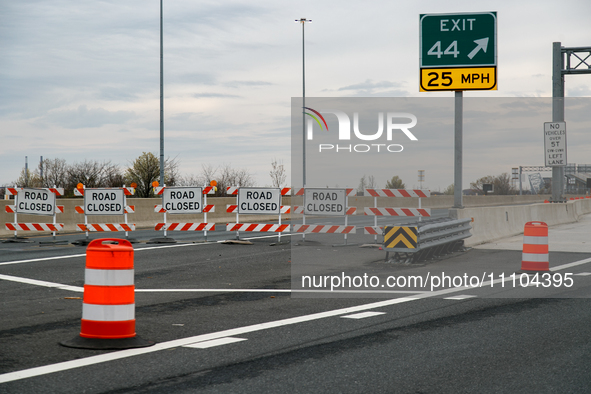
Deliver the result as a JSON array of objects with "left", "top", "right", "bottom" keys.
[
  {"left": 238, "top": 188, "right": 280, "bottom": 214},
  {"left": 84, "top": 189, "right": 124, "bottom": 215},
  {"left": 163, "top": 187, "right": 203, "bottom": 214},
  {"left": 16, "top": 188, "right": 56, "bottom": 216},
  {"left": 304, "top": 188, "right": 346, "bottom": 216}
]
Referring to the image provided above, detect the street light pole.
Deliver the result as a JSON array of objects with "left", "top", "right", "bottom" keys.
[
  {"left": 159, "top": 0, "right": 165, "bottom": 185},
  {"left": 297, "top": 18, "right": 311, "bottom": 187}
]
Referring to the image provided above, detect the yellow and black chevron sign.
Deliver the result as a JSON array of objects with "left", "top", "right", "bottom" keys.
[{"left": 384, "top": 226, "right": 418, "bottom": 249}]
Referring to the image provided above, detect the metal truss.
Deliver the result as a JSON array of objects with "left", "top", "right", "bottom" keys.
[{"left": 563, "top": 47, "right": 591, "bottom": 75}]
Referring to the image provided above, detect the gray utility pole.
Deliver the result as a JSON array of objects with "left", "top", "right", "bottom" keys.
[
  {"left": 159, "top": 0, "right": 165, "bottom": 185},
  {"left": 297, "top": 18, "right": 311, "bottom": 187},
  {"left": 453, "top": 91, "right": 463, "bottom": 208},
  {"left": 552, "top": 42, "right": 591, "bottom": 202},
  {"left": 25, "top": 156, "right": 28, "bottom": 187}
]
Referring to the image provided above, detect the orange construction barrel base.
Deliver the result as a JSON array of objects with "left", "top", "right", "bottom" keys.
[
  {"left": 520, "top": 261, "right": 550, "bottom": 271},
  {"left": 80, "top": 319, "right": 136, "bottom": 339}
]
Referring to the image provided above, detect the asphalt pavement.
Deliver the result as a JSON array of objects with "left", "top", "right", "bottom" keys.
[{"left": 1, "top": 214, "right": 590, "bottom": 393}]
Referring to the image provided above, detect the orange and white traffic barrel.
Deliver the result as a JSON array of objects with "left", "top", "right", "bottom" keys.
[
  {"left": 61, "top": 239, "right": 153, "bottom": 349},
  {"left": 520, "top": 221, "right": 549, "bottom": 272}
]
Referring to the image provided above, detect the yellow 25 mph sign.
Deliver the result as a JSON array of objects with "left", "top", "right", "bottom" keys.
[{"left": 420, "top": 67, "right": 497, "bottom": 91}]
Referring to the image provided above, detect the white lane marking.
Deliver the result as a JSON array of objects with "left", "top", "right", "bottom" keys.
[
  {"left": 183, "top": 337, "right": 247, "bottom": 349},
  {"left": 0, "top": 274, "right": 83, "bottom": 292},
  {"left": 0, "top": 233, "right": 290, "bottom": 267},
  {"left": 0, "top": 274, "right": 427, "bottom": 295},
  {"left": 0, "top": 254, "right": 85, "bottom": 266},
  {"left": 574, "top": 272, "right": 591, "bottom": 276},
  {"left": 444, "top": 295, "right": 477, "bottom": 300},
  {"left": 136, "top": 289, "right": 427, "bottom": 294},
  {"left": 550, "top": 257, "right": 591, "bottom": 271},
  {"left": 0, "top": 296, "right": 419, "bottom": 384},
  {"left": 2, "top": 255, "right": 591, "bottom": 383},
  {"left": 341, "top": 311, "right": 386, "bottom": 319}
]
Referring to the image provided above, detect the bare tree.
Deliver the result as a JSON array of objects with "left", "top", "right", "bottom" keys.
[
  {"left": 217, "top": 164, "right": 254, "bottom": 196},
  {"left": 269, "top": 158, "right": 286, "bottom": 188},
  {"left": 40, "top": 158, "right": 68, "bottom": 188},
  {"left": 358, "top": 174, "right": 379, "bottom": 194},
  {"left": 66, "top": 160, "right": 122, "bottom": 191},
  {"left": 11, "top": 167, "right": 42, "bottom": 188}
]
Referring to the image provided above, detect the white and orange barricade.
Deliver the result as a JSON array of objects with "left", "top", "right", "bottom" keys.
[
  {"left": 4, "top": 187, "right": 65, "bottom": 240},
  {"left": 153, "top": 185, "right": 216, "bottom": 240},
  {"left": 520, "top": 221, "right": 549, "bottom": 272},
  {"left": 74, "top": 185, "right": 135, "bottom": 241},
  {"left": 363, "top": 188, "right": 431, "bottom": 242},
  {"left": 292, "top": 188, "right": 357, "bottom": 244},
  {"left": 226, "top": 187, "right": 291, "bottom": 241},
  {"left": 60, "top": 239, "right": 153, "bottom": 349}
]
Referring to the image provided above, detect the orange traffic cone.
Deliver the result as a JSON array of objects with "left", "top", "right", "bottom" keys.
[
  {"left": 520, "top": 222, "right": 549, "bottom": 272},
  {"left": 61, "top": 239, "right": 154, "bottom": 349}
]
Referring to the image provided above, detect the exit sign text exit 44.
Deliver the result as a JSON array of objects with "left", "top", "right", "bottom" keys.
[{"left": 420, "top": 12, "right": 497, "bottom": 91}]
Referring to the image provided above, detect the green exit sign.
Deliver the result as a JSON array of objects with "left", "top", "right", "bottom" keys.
[{"left": 420, "top": 12, "right": 497, "bottom": 68}]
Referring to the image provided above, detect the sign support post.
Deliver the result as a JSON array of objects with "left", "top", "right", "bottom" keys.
[
  {"left": 552, "top": 42, "right": 565, "bottom": 202},
  {"left": 420, "top": 12, "right": 497, "bottom": 208},
  {"left": 454, "top": 90, "right": 463, "bottom": 208}
]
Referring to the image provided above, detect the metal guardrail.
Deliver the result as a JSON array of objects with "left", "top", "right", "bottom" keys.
[{"left": 383, "top": 218, "right": 472, "bottom": 263}]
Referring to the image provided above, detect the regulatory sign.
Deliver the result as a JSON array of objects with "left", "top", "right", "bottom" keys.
[
  {"left": 304, "top": 188, "right": 346, "bottom": 216},
  {"left": 84, "top": 188, "right": 124, "bottom": 215},
  {"left": 544, "top": 122, "right": 567, "bottom": 166},
  {"left": 16, "top": 188, "right": 56, "bottom": 216},
  {"left": 163, "top": 187, "right": 203, "bottom": 214},
  {"left": 238, "top": 187, "right": 280, "bottom": 214},
  {"left": 420, "top": 12, "right": 497, "bottom": 91}
]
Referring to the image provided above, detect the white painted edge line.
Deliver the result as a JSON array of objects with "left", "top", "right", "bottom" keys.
[
  {"left": 444, "top": 295, "right": 477, "bottom": 300},
  {"left": 2, "top": 255, "right": 591, "bottom": 384},
  {"left": 0, "top": 296, "right": 419, "bottom": 384},
  {"left": 183, "top": 337, "right": 247, "bottom": 349},
  {"left": 0, "top": 273, "right": 428, "bottom": 295},
  {"left": 0, "top": 274, "right": 84, "bottom": 292},
  {"left": 136, "top": 289, "right": 428, "bottom": 294},
  {"left": 550, "top": 257, "right": 591, "bottom": 271},
  {"left": 0, "top": 233, "right": 289, "bottom": 267},
  {"left": 0, "top": 254, "right": 85, "bottom": 267},
  {"left": 574, "top": 272, "right": 591, "bottom": 276},
  {"left": 341, "top": 311, "right": 386, "bottom": 319}
]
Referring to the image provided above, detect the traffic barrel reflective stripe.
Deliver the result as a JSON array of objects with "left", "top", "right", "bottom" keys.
[
  {"left": 521, "top": 221, "right": 549, "bottom": 271},
  {"left": 80, "top": 239, "right": 136, "bottom": 339}
]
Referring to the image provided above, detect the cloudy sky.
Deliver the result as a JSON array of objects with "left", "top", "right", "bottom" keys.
[{"left": 1, "top": 0, "right": 590, "bottom": 191}]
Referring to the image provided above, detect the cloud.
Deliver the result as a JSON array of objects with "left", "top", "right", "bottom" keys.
[
  {"left": 41, "top": 105, "right": 136, "bottom": 129},
  {"left": 568, "top": 85, "right": 591, "bottom": 97},
  {"left": 193, "top": 93, "right": 241, "bottom": 98},
  {"left": 224, "top": 80, "right": 274, "bottom": 88},
  {"left": 322, "top": 80, "right": 410, "bottom": 97},
  {"left": 337, "top": 80, "right": 403, "bottom": 92}
]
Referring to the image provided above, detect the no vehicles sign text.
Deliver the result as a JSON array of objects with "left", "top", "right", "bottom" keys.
[
  {"left": 163, "top": 187, "right": 203, "bottom": 214},
  {"left": 84, "top": 189, "right": 124, "bottom": 215}
]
